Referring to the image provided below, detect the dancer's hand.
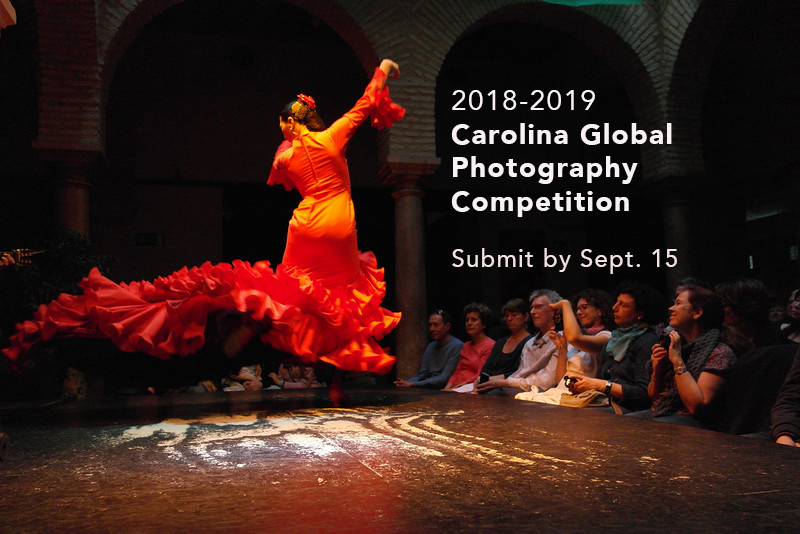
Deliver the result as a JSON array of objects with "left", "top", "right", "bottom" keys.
[{"left": 379, "top": 59, "right": 400, "bottom": 81}]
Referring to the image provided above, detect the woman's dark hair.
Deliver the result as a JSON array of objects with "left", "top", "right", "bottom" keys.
[
  {"left": 501, "top": 298, "right": 528, "bottom": 316},
  {"left": 615, "top": 281, "right": 665, "bottom": 325},
  {"left": 682, "top": 285, "right": 725, "bottom": 332},
  {"left": 280, "top": 100, "right": 326, "bottom": 131},
  {"left": 463, "top": 302, "right": 492, "bottom": 326},
  {"left": 571, "top": 288, "right": 617, "bottom": 330},
  {"left": 714, "top": 278, "right": 769, "bottom": 324},
  {"left": 676, "top": 277, "right": 711, "bottom": 290}
]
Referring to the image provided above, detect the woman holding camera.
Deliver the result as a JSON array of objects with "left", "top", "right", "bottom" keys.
[
  {"left": 558, "top": 282, "right": 662, "bottom": 412},
  {"left": 630, "top": 286, "right": 736, "bottom": 428}
]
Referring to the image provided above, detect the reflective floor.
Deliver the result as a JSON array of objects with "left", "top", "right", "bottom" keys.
[{"left": 1, "top": 388, "right": 798, "bottom": 532}]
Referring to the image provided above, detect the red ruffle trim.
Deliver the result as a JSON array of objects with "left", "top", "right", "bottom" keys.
[
  {"left": 234, "top": 252, "right": 400, "bottom": 374},
  {"left": 368, "top": 68, "right": 405, "bottom": 130},
  {"left": 3, "top": 256, "right": 400, "bottom": 375}
]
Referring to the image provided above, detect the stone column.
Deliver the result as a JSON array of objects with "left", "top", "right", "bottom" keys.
[
  {"left": 380, "top": 160, "right": 439, "bottom": 378},
  {"left": 658, "top": 177, "right": 697, "bottom": 291},
  {"left": 39, "top": 150, "right": 99, "bottom": 237}
]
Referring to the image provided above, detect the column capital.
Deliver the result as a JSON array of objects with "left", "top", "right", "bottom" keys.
[
  {"left": 37, "top": 148, "right": 101, "bottom": 168},
  {"left": 37, "top": 148, "right": 102, "bottom": 186},
  {"left": 378, "top": 158, "right": 440, "bottom": 188},
  {"left": 37, "top": 149, "right": 101, "bottom": 237}
]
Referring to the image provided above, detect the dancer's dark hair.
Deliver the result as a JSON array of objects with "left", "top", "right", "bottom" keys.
[{"left": 280, "top": 98, "right": 326, "bottom": 131}]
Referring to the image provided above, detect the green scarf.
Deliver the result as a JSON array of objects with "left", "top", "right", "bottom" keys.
[{"left": 606, "top": 322, "right": 649, "bottom": 362}]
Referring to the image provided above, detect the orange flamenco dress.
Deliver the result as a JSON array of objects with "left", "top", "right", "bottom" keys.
[{"left": 3, "top": 68, "right": 403, "bottom": 375}]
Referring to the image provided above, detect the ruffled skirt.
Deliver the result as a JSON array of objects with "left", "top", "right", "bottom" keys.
[{"left": 3, "top": 254, "right": 400, "bottom": 375}]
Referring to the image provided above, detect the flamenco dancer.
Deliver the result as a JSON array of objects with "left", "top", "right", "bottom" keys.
[{"left": 3, "top": 59, "right": 405, "bottom": 404}]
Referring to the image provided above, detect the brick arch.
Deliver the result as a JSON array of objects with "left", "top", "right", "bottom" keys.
[
  {"left": 96, "top": 0, "right": 378, "bottom": 151},
  {"left": 667, "top": 0, "right": 745, "bottom": 177},
  {"left": 426, "top": 1, "right": 664, "bottom": 179}
]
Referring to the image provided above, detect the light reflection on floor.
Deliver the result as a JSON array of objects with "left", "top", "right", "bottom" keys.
[{"left": 3, "top": 390, "right": 799, "bottom": 532}]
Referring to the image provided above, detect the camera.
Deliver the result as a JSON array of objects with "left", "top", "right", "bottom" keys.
[
  {"left": 659, "top": 332, "right": 671, "bottom": 350},
  {"left": 655, "top": 324, "right": 671, "bottom": 350},
  {"left": 564, "top": 376, "right": 579, "bottom": 388},
  {"left": 554, "top": 309, "right": 564, "bottom": 332}
]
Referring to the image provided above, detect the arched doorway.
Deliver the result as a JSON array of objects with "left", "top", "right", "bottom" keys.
[
  {"left": 99, "top": 0, "right": 392, "bottom": 282},
  {"left": 431, "top": 17, "right": 651, "bottom": 328}
]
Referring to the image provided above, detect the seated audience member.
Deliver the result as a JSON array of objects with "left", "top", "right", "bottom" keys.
[
  {"left": 715, "top": 278, "right": 787, "bottom": 351},
  {"left": 565, "top": 281, "right": 663, "bottom": 413},
  {"left": 223, "top": 365, "right": 264, "bottom": 391},
  {"left": 267, "top": 361, "right": 322, "bottom": 389},
  {"left": 474, "top": 298, "right": 533, "bottom": 389},
  {"left": 516, "top": 288, "right": 615, "bottom": 403},
  {"left": 769, "top": 298, "right": 787, "bottom": 327},
  {"left": 780, "top": 289, "right": 800, "bottom": 344},
  {"left": 477, "top": 290, "right": 561, "bottom": 396},
  {"left": 628, "top": 286, "right": 736, "bottom": 428},
  {"left": 771, "top": 348, "right": 800, "bottom": 447},
  {"left": 444, "top": 303, "right": 495, "bottom": 392},
  {"left": 179, "top": 365, "right": 265, "bottom": 393},
  {"left": 395, "top": 309, "right": 463, "bottom": 389}
]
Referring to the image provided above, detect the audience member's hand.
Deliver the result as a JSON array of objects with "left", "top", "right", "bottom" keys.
[
  {"left": 567, "top": 376, "right": 603, "bottom": 394},
  {"left": 243, "top": 379, "right": 263, "bottom": 391},
  {"left": 0, "top": 252, "right": 15, "bottom": 270},
  {"left": 548, "top": 327, "right": 567, "bottom": 353},
  {"left": 267, "top": 372, "right": 281, "bottom": 386},
  {"left": 470, "top": 377, "right": 481, "bottom": 394},
  {"left": 230, "top": 368, "right": 258, "bottom": 382},
  {"left": 475, "top": 376, "right": 506, "bottom": 393},
  {"left": 200, "top": 380, "right": 217, "bottom": 392},
  {"left": 650, "top": 344, "right": 670, "bottom": 371},
  {"left": 776, "top": 435, "right": 800, "bottom": 447},
  {"left": 394, "top": 379, "right": 415, "bottom": 387},
  {"left": 666, "top": 330, "right": 684, "bottom": 366}
]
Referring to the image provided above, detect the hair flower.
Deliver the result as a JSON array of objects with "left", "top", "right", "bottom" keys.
[{"left": 296, "top": 94, "right": 316, "bottom": 110}]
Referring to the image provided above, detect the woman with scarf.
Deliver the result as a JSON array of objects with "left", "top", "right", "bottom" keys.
[
  {"left": 630, "top": 286, "right": 736, "bottom": 427},
  {"left": 564, "top": 281, "right": 663, "bottom": 413}
]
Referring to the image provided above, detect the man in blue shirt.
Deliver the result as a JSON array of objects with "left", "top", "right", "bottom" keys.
[{"left": 395, "top": 309, "right": 463, "bottom": 389}]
